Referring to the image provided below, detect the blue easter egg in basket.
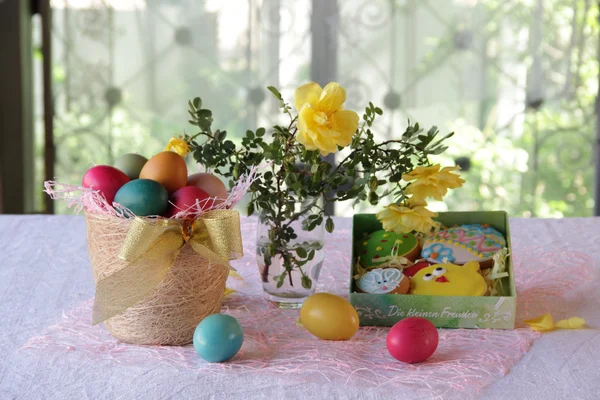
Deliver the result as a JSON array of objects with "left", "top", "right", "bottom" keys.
[{"left": 193, "top": 314, "right": 244, "bottom": 363}]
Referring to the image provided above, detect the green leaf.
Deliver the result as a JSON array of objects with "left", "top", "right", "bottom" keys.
[
  {"left": 368, "top": 175, "right": 378, "bottom": 191},
  {"left": 325, "top": 217, "right": 334, "bottom": 233},
  {"left": 247, "top": 202, "right": 255, "bottom": 216},
  {"left": 198, "top": 118, "right": 212, "bottom": 131},
  {"left": 197, "top": 109, "right": 212, "bottom": 119},
  {"left": 430, "top": 145, "right": 448, "bottom": 155},
  {"left": 301, "top": 276, "right": 312, "bottom": 289},
  {"left": 216, "top": 130, "right": 227, "bottom": 141},
  {"left": 256, "top": 127, "right": 266, "bottom": 137},
  {"left": 295, "top": 247, "right": 308, "bottom": 258},
  {"left": 193, "top": 97, "right": 202, "bottom": 109},
  {"left": 267, "top": 86, "right": 283, "bottom": 100}
]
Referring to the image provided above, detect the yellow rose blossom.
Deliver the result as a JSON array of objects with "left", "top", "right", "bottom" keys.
[
  {"left": 376, "top": 203, "right": 440, "bottom": 235},
  {"left": 403, "top": 164, "right": 465, "bottom": 201},
  {"left": 294, "top": 82, "right": 359, "bottom": 156},
  {"left": 164, "top": 136, "right": 191, "bottom": 157}
]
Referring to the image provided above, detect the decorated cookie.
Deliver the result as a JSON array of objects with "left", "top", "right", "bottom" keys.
[
  {"left": 410, "top": 261, "right": 487, "bottom": 296},
  {"left": 421, "top": 224, "right": 506, "bottom": 269},
  {"left": 357, "top": 230, "right": 420, "bottom": 267},
  {"left": 356, "top": 268, "right": 410, "bottom": 294},
  {"left": 402, "top": 260, "right": 432, "bottom": 278}
]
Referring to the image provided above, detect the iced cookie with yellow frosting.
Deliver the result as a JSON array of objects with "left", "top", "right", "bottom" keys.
[{"left": 410, "top": 261, "right": 487, "bottom": 296}]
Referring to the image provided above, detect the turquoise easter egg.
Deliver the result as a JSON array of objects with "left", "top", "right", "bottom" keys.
[
  {"left": 193, "top": 314, "right": 243, "bottom": 363},
  {"left": 113, "top": 153, "right": 148, "bottom": 180},
  {"left": 113, "top": 179, "right": 168, "bottom": 216}
]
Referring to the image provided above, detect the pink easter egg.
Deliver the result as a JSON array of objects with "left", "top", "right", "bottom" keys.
[
  {"left": 386, "top": 317, "right": 439, "bottom": 363},
  {"left": 82, "top": 165, "right": 130, "bottom": 205},
  {"left": 166, "top": 186, "right": 213, "bottom": 217},
  {"left": 187, "top": 173, "right": 228, "bottom": 206}
]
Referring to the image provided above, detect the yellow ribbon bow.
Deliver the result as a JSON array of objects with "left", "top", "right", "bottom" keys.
[{"left": 92, "top": 210, "right": 243, "bottom": 324}]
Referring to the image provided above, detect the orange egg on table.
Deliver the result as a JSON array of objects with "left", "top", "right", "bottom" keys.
[
  {"left": 187, "top": 173, "right": 228, "bottom": 205},
  {"left": 139, "top": 151, "right": 188, "bottom": 194}
]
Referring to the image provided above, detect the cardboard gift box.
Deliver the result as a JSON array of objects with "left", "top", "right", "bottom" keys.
[{"left": 349, "top": 211, "right": 516, "bottom": 329}]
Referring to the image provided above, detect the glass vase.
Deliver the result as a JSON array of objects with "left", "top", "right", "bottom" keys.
[{"left": 255, "top": 197, "right": 325, "bottom": 308}]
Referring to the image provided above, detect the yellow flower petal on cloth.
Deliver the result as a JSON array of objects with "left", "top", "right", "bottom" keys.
[
  {"left": 525, "top": 313, "right": 587, "bottom": 332},
  {"left": 224, "top": 287, "right": 237, "bottom": 297},
  {"left": 524, "top": 313, "right": 555, "bottom": 331},
  {"left": 555, "top": 317, "right": 586, "bottom": 329}
]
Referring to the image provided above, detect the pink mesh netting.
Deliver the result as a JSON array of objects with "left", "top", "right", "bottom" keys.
[{"left": 22, "top": 219, "right": 596, "bottom": 396}]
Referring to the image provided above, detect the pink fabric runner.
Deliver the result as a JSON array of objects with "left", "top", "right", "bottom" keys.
[{"left": 22, "top": 219, "right": 596, "bottom": 397}]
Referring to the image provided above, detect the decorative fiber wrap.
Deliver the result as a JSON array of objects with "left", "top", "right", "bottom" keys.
[
  {"left": 44, "top": 168, "right": 256, "bottom": 346},
  {"left": 84, "top": 211, "right": 242, "bottom": 345}
]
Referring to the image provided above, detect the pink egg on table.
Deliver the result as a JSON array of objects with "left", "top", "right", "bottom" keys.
[
  {"left": 166, "top": 186, "right": 212, "bottom": 217},
  {"left": 386, "top": 317, "right": 439, "bottom": 363},
  {"left": 187, "top": 173, "right": 228, "bottom": 206},
  {"left": 82, "top": 165, "right": 130, "bottom": 205}
]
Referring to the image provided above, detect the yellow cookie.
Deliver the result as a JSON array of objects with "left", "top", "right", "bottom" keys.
[{"left": 410, "top": 261, "right": 487, "bottom": 296}]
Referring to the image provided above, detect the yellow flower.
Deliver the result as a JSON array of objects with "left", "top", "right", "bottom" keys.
[
  {"left": 376, "top": 203, "right": 439, "bottom": 235},
  {"left": 403, "top": 164, "right": 465, "bottom": 201},
  {"left": 294, "top": 82, "right": 359, "bottom": 156},
  {"left": 164, "top": 136, "right": 190, "bottom": 157}
]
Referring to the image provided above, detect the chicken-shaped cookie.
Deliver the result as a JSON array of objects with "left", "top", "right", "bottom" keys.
[{"left": 410, "top": 261, "right": 487, "bottom": 296}]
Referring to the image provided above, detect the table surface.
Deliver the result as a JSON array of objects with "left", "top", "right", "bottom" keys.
[{"left": 0, "top": 215, "right": 599, "bottom": 400}]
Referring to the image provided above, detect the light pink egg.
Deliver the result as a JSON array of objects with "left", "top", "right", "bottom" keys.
[{"left": 187, "top": 173, "right": 228, "bottom": 206}]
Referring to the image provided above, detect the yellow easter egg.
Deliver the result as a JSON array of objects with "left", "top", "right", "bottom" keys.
[{"left": 300, "top": 293, "right": 359, "bottom": 340}]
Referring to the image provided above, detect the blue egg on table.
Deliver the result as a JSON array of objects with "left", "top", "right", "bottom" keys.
[
  {"left": 193, "top": 314, "right": 244, "bottom": 363},
  {"left": 113, "top": 179, "right": 168, "bottom": 216}
]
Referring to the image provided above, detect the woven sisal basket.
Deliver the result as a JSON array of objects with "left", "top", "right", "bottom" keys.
[{"left": 84, "top": 212, "right": 230, "bottom": 345}]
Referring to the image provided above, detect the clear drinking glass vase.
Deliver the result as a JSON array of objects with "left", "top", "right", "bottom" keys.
[{"left": 255, "top": 197, "right": 325, "bottom": 308}]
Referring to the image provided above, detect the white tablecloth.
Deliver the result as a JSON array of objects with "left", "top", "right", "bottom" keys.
[{"left": 0, "top": 215, "right": 598, "bottom": 399}]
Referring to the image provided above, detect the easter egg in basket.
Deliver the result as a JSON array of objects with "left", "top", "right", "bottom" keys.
[
  {"left": 165, "top": 186, "right": 213, "bottom": 217},
  {"left": 82, "top": 165, "right": 130, "bottom": 204},
  {"left": 187, "top": 173, "right": 228, "bottom": 206},
  {"left": 114, "top": 179, "right": 169, "bottom": 216},
  {"left": 140, "top": 151, "right": 188, "bottom": 194},
  {"left": 113, "top": 153, "right": 148, "bottom": 180}
]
